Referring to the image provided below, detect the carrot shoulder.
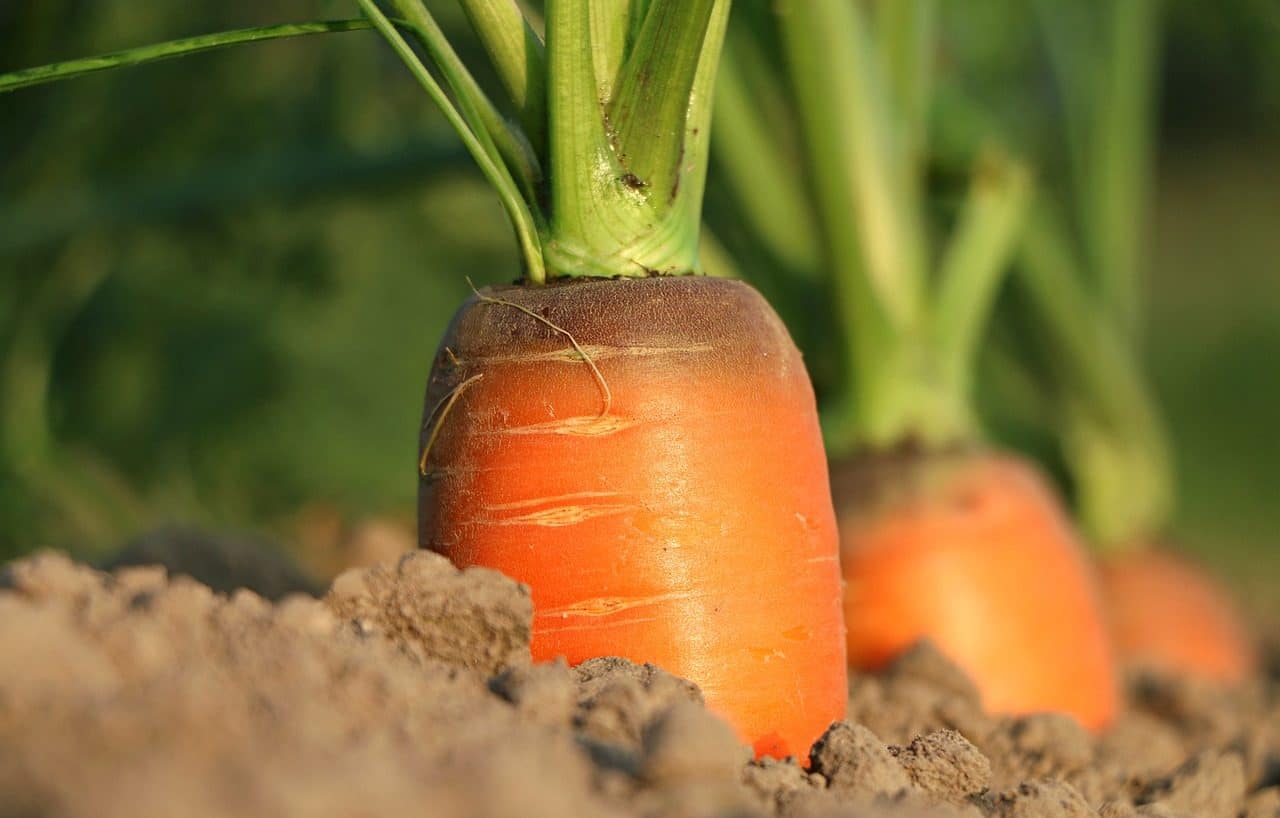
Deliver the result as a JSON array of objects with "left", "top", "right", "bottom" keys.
[{"left": 420, "top": 276, "right": 847, "bottom": 759}]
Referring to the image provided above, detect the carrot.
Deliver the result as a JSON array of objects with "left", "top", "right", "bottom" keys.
[
  {"left": 1098, "top": 549, "right": 1256, "bottom": 684},
  {"left": 834, "top": 451, "right": 1118, "bottom": 730},
  {"left": 1005, "top": 2, "right": 1256, "bottom": 685},
  {"left": 0, "top": 1, "right": 848, "bottom": 757},
  {"left": 375, "top": 0, "right": 846, "bottom": 759},
  {"left": 421, "top": 277, "right": 845, "bottom": 758},
  {"left": 711, "top": 0, "right": 1120, "bottom": 729}
]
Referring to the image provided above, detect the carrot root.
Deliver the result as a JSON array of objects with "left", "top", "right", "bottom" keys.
[
  {"left": 833, "top": 449, "right": 1120, "bottom": 731},
  {"left": 420, "top": 276, "right": 847, "bottom": 759}
]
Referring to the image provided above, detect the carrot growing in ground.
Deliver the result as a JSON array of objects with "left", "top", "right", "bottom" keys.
[
  {"left": 1005, "top": 0, "right": 1255, "bottom": 683},
  {"left": 1, "top": 1, "right": 847, "bottom": 759},
  {"left": 387, "top": 0, "right": 845, "bottom": 759},
  {"left": 711, "top": 0, "right": 1118, "bottom": 729}
]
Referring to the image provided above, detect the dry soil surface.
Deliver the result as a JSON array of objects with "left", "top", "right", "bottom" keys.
[{"left": 1, "top": 550, "right": 1277, "bottom": 818}]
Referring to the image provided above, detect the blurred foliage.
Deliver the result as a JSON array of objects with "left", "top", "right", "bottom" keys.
[
  {"left": 1, "top": 1, "right": 1278, "bottom": 587},
  {"left": 0, "top": 0, "right": 517, "bottom": 558}
]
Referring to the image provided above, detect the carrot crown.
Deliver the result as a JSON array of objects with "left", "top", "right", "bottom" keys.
[
  {"left": 1, "top": 2, "right": 731, "bottom": 284},
  {"left": 714, "top": 0, "right": 1031, "bottom": 455}
]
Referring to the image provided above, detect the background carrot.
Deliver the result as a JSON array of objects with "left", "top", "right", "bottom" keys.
[
  {"left": 834, "top": 452, "right": 1117, "bottom": 729},
  {"left": 710, "top": 0, "right": 1119, "bottom": 729},
  {"left": 1100, "top": 549, "right": 1256, "bottom": 683},
  {"left": 987, "top": 0, "right": 1257, "bottom": 684}
]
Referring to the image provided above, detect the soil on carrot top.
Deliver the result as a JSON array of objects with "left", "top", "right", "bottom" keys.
[{"left": 2, "top": 549, "right": 1278, "bottom": 818}]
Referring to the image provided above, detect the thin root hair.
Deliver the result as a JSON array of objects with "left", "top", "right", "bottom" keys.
[
  {"left": 419, "top": 372, "right": 485, "bottom": 477},
  {"left": 466, "top": 278, "right": 613, "bottom": 417}
]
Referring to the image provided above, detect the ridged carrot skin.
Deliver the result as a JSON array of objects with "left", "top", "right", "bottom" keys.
[
  {"left": 833, "top": 450, "right": 1119, "bottom": 731},
  {"left": 1099, "top": 548, "right": 1256, "bottom": 684},
  {"left": 419, "top": 276, "right": 847, "bottom": 759}
]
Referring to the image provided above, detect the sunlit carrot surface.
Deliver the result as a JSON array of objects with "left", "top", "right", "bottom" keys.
[
  {"left": 834, "top": 450, "right": 1119, "bottom": 731},
  {"left": 420, "top": 276, "right": 847, "bottom": 759},
  {"left": 1100, "top": 548, "right": 1256, "bottom": 684}
]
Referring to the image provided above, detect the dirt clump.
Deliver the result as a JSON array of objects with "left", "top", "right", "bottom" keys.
[
  {"left": 326, "top": 550, "right": 532, "bottom": 674},
  {"left": 893, "top": 730, "right": 993, "bottom": 803},
  {"left": 1, "top": 549, "right": 1278, "bottom": 818}
]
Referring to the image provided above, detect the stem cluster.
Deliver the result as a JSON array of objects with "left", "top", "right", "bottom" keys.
[{"left": 714, "top": 0, "right": 1031, "bottom": 454}]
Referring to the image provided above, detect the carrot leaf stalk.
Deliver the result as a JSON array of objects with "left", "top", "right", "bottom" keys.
[
  {"left": 1013, "top": 0, "right": 1170, "bottom": 550},
  {"left": 544, "top": 0, "right": 730, "bottom": 278},
  {"left": 1034, "top": 0, "right": 1160, "bottom": 342},
  {"left": 1019, "top": 205, "right": 1172, "bottom": 550},
  {"left": 453, "top": 0, "right": 548, "bottom": 155},
  {"left": 0, "top": 20, "right": 374, "bottom": 94},
  {"left": 363, "top": 0, "right": 732, "bottom": 281},
  {"left": 358, "top": 0, "right": 547, "bottom": 282},
  {"left": 756, "top": 0, "right": 1029, "bottom": 454}
]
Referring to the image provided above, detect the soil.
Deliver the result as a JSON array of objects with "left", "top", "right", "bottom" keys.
[{"left": 2, "top": 549, "right": 1277, "bottom": 818}]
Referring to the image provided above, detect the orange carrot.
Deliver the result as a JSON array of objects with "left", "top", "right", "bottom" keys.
[
  {"left": 1099, "top": 548, "right": 1256, "bottom": 684},
  {"left": 420, "top": 277, "right": 847, "bottom": 759},
  {"left": 834, "top": 450, "right": 1119, "bottom": 731}
]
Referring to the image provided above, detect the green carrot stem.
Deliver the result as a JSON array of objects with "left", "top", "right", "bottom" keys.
[
  {"left": 712, "top": 31, "right": 821, "bottom": 278},
  {"left": 1019, "top": 204, "right": 1172, "bottom": 547},
  {"left": 454, "top": 0, "right": 548, "bottom": 155},
  {"left": 608, "top": 0, "right": 718, "bottom": 196},
  {"left": 780, "top": 0, "right": 1025, "bottom": 452},
  {"left": 386, "top": 0, "right": 542, "bottom": 203},
  {"left": 544, "top": 0, "right": 729, "bottom": 278},
  {"left": 0, "top": 20, "right": 373, "bottom": 94},
  {"left": 359, "top": 0, "right": 546, "bottom": 282},
  {"left": 933, "top": 150, "right": 1032, "bottom": 407},
  {"left": 4, "top": 3, "right": 731, "bottom": 286},
  {"left": 777, "top": 0, "right": 901, "bottom": 442},
  {"left": 779, "top": 0, "right": 925, "bottom": 332},
  {"left": 874, "top": 0, "right": 936, "bottom": 224},
  {"left": 1086, "top": 0, "right": 1160, "bottom": 341}
]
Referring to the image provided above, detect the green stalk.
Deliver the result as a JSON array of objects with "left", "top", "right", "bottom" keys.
[
  {"left": 1086, "top": 0, "right": 1160, "bottom": 340},
  {"left": 1019, "top": 205, "right": 1172, "bottom": 547},
  {"left": 544, "top": 0, "right": 731, "bottom": 278},
  {"left": 386, "top": 0, "right": 541, "bottom": 202},
  {"left": 933, "top": 150, "right": 1033, "bottom": 413},
  {"left": 359, "top": 0, "right": 546, "bottom": 282},
  {"left": 779, "top": 0, "right": 925, "bottom": 332},
  {"left": 5, "top": 1, "right": 730, "bottom": 286},
  {"left": 665, "top": 0, "right": 732, "bottom": 260},
  {"left": 543, "top": 0, "right": 642, "bottom": 276},
  {"left": 711, "top": 30, "right": 821, "bottom": 278},
  {"left": 588, "top": 0, "right": 632, "bottom": 103},
  {"left": 609, "top": 0, "right": 718, "bottom": 195},
  {"left": 777, "top": 0, "right": 891, "bottom": 410},
  {"left": 780, "top": 0, "right": 1013, "bottom": 453},
  {"left": 874, "top": 0, "right": 936, "bottom": 223},
  {"left": 1017, "top": 2, "right": 1168, "bottom": 547},
  {"left": 454, "top": 0, "right": 548, "bottom": 153},
  {"left": 0, "top": 20, "right": 374, "bottom": 93}
]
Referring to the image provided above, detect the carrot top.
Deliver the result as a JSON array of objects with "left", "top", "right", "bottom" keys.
[
  {"left": 0, "top": 2, "right": 732, "bottom": 285},
  {"left": 358, "top": 0, "right": 730, "bottom": 283},
  {"left": 712, "top": 1, "right": 1031, "bottom": 456},
  {"left": 1005, "top": 1, "right": 1171, "bottom": 550}
]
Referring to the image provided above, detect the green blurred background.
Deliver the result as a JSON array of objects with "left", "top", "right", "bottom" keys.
[{"left": 1, "top": 2, "right": 1277, "bottom": 592}]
